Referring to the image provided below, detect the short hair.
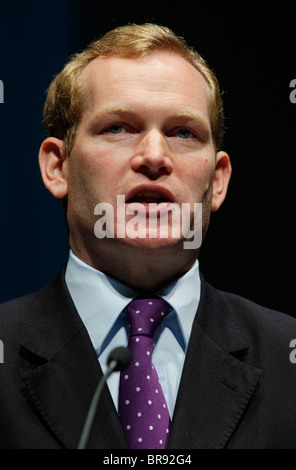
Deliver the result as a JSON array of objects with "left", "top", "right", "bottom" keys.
[{"left": 43, "top": 23, "right": 224, "bottom": 154}]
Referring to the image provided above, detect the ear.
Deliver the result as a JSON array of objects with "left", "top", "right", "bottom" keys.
[
  {"left": 211, "top": 151, "right": 232, "bottom": 212},
  {"left": 38, "top": 137, "right": 68, "bottom": 199}
]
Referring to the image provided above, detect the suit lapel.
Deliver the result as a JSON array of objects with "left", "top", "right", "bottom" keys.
[
  {"left": 168, "top": 278, "right": 262, "bottom": 449},
  {"left": 20, "top": 270, "right": 128, "bottom": 449}
]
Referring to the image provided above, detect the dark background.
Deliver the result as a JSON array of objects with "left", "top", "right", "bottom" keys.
[{"left": 0, "top": 1, "right": 295, "bottom": 316}]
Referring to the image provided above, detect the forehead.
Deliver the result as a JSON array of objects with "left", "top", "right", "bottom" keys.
[{"left": 79, "top": 52, "right": 211, "bottom": 121}]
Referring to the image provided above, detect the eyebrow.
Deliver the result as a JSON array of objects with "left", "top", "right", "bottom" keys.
[
  {"left": 171, "top": 111, "right": 210, "bottom": 131},
  {"left": 89, "top": 105, "right": 136, "bottom": 123}
]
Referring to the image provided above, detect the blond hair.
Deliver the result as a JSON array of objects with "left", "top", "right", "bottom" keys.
[{"left": 43, "top": 23, "right": 224, "bottom": 153}]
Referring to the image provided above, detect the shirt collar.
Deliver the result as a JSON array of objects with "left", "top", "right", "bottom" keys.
[
  {"left": 158, "top": 262, "right": 201, "bottom": 347},
  {"left": 65, "top": 250, "right": 201, "bottom": 353}
]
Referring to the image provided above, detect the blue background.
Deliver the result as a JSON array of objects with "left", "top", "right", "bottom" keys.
[{"left": 0, "top": 1, "right": 295, "bottom": 316}]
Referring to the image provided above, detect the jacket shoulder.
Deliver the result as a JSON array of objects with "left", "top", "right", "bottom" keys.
[
  {"left": 218, "top": 287, "right": 296, "bottom": 333},
  {"left": 201, "top": 280, "right": 296, "bottom": 361},
  {"left": 0, "top": 293, "right": 37, "bottom": 335},
  {"left": 0, "top": 268, "right": 68, "bottom": 344}
]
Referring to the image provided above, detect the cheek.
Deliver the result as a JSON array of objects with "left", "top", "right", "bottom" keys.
[
  {"left": 181, "top": 155, "right": 215, "bottom": 194},
  {"left": 69, "top": 147, "right": 127, "bottom": 205},
  {"left": 202, "top": 156, "right": 215, "bottom": 190}
]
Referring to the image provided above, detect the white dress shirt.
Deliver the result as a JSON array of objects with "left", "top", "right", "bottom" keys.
[{"left": 65, "top": 250, "right": 201, "bottom": 418}]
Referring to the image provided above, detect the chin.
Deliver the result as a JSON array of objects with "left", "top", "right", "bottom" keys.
[{"left": 117, "top": 234, "right": 184, "bottom": 252}]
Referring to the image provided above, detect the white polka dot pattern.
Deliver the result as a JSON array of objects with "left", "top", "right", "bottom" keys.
[{"left": 119, "top": 298, "right": 170, "bottom": 449}]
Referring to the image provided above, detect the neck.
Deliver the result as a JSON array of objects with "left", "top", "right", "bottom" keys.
[{"left": 70, "top": 238, "right": 199, "bottom": 292}]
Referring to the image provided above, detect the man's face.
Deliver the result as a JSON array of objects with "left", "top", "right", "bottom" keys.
[{"left": 64, "top": 52, "right": 224, "bottom": 253}]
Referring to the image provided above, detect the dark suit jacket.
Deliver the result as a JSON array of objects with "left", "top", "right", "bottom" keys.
[{"left": 1, "top": 268, "right": 296, "bottom": 449}]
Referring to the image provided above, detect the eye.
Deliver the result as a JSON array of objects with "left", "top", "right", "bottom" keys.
[
  {"left": 107, "top": 123, "right": 125, "bottom": 134},
  {"left": 176, "top": 128, "right": 194, "bottom": 139}
]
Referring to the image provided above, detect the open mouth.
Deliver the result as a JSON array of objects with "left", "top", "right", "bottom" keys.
[
  {"left": 126, "top": 188, "right": 175, "bottom": 206},
  {"left": 128, "top": 191, "right": 170, "bottom": 204}
]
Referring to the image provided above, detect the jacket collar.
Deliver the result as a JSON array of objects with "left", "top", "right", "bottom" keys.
[
  {"left": 168, "top": 275, "right": 262, "bottom": 448},
  {"left": 20, "top": 268, "right": 128, "bottom": 449}
]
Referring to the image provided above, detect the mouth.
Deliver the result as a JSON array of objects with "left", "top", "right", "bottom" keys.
[{"left": 126, "top": 186, "right": 175, "bottom": 205}]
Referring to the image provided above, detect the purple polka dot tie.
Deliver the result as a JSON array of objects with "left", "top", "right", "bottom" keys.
[{"left": 119, "top": 298, "right": 171, "bottom": 449}]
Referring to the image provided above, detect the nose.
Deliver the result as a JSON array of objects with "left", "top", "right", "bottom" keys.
[{"left": 131, "top": 129, "right": 173, "bottom": 179}]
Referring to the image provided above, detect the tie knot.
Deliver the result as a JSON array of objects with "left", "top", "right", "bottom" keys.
[{"left": 127, "top": 298, "right": 170, "bottom": 338}]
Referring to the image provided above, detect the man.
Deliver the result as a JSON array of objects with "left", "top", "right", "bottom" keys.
[{"left": 1, "top": 23, "right": 296, "bottom": 449}]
